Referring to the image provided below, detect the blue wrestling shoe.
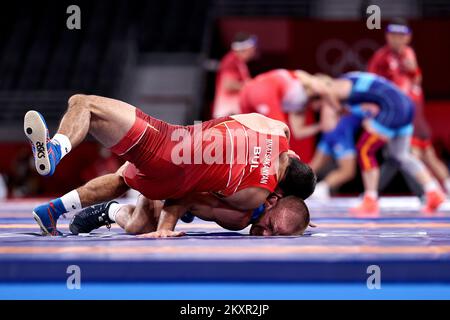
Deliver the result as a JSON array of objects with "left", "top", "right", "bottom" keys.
[
  {"left": 24, "top": 110, "right": 62, "bottom": 176},
  {"left": 32, "top": 199, "right": 67, "bottom": 236}
]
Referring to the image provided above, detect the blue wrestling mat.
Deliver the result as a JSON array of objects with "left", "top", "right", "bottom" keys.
[{"left": 1, "top": 197, "right": 450, "bottom": 299}]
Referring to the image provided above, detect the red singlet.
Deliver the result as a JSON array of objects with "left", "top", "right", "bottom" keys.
[
  {"left": 368, "top": 45, "right": 431, "bottom": 144},
  {"left": 110, "top": 109, "right": 289, "bottom": 200}
]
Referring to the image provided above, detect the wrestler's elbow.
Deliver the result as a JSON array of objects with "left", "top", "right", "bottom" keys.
[{"left": 124, "top": 223, "right": 141, "bottom": 235}]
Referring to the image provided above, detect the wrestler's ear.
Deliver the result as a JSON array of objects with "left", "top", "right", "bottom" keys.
[{"left": 265, "top": 194, "right": 279, "bottom": 209}]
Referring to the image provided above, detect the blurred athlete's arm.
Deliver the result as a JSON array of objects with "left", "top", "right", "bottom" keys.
[
  {"left": 402, "top": 47, "right": 422, "bottom": 85},
  {"left": 137, "top": 191, "right": 257, "bottom": 237},
  {"left": 319, "top": 103, "right": 340, "bottom": 132},
  {"left": 288, "top": 112, "right": 321, "bottom": 139},
  {"left": 223, "top": 75, "right": 245, "bottom": 92},
  {"left": 288, "top": 101, "right": 339, "bottom": 139},
  {"left": 296, "top": 70, "right": 342, "bottom": 112}
]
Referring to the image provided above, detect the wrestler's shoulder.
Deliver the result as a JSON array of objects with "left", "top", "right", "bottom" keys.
[
  {"left": 231, "top": 112, "right": 285, "bottom": 125},
  {"left": 231, "top": 113, "right": 289, "bottom": 136}
]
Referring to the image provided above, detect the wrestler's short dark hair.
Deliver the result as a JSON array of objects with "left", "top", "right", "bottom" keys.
[{"left": 278, "top": 158, "right": 316, "bottom": 200}]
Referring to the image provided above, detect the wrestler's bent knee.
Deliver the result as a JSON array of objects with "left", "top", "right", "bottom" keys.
[{"left": 68, "top": 94, "right": 88, "bottom": 107}]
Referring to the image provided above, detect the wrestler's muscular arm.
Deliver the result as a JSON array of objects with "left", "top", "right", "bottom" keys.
[
  {"left": 136, "top": 193, "right": 254, "bottom": 238},
  {"left": 220, "top": 187, "right": 270, "bottom": 211},
  {"left": 186, "top": 193, "right": 253, "bottom": 230},
  {"left": 138, "top": 199, "right": 187, "bottom": 238},
  {"left": 289, "top": 102, "right": 339, "bottom": 139},
  {"left": 161, "top": 193, "right": 253, "bottom": 231},
  {"left": 295, "top": 71, "right": 343, "bottom": 112},
  {"left": 157, "top": 200, "right": 185, "bottom": 231}
]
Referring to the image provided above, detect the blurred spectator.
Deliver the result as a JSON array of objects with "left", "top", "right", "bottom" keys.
[
  {"left": 80, "top": 147, "right": 121, "bottom": 184},
  {"left": 368, "top": 18, "right": 422, "bottom": 95},
  {"left": 10, "top": 149, "right": 43, "bottom": 197},
  {"left": 211, "top": 32, "right": 257, "bottom": 118},
  {"left": 0, "top": 174, "right": 7, "bottom": 200},
  {"left": 368, "top": 18, "right": 450, "bottom": 195}
]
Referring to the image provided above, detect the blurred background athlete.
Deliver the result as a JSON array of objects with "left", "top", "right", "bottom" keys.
[
  {"left": 368, "top": 18, "right": 450, "bottom": 196},
  {"left": 212, "top": 32, "right": 257, "bottom": 118}
]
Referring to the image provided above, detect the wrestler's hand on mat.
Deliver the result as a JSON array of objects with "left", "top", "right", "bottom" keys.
[{"left": 137, "top": 230, "right": 186, "bottom": 238}]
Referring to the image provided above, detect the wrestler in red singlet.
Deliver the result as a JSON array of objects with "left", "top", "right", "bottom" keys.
[
  {"left": 240, "top": 69, "right": 307, "bottom": 122},
  {"left": 367, "top": 20, "right": 450, "bottom": 194},
  {"left": 212, "top": 51, "right": 251, "bottom": 118},
  {"left": 368, "top": 35, "right": 430, "bottom": 148},
  {"left": 111, "top": 109, "right": 289, "bottom": 200}
]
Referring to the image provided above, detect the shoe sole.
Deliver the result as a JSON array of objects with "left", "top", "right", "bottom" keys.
[
  {"left": 69, "top": 218, "right": 80, "bottom": 235},
  {"left": 32, "top": 211, "right": 51, "bottom": 236},
  {"left": 24, "top": 110, "right": 51, "bottom": 176}
]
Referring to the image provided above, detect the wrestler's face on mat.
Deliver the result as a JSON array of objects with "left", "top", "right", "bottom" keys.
[{"left": 249, "top": 194, "right": 310, "bottom": 236}]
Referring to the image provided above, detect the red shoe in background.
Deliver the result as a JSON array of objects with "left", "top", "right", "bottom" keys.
[
  {"left": 422, "top": 190, "right": 446, "bottom": 214},
  {"left": 350, "top": 195, "right": 380, "bottom": 215}
]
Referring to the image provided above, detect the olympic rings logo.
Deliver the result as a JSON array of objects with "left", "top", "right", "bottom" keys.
[{"left": 316, "top": 39, "right": 380, "bottom": 75}]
